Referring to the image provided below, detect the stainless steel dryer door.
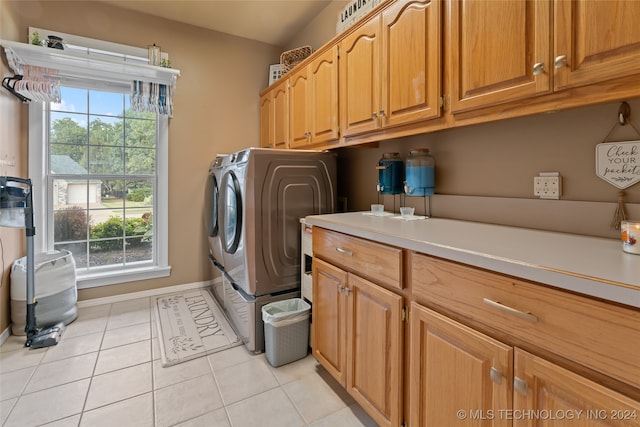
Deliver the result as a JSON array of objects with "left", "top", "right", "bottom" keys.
[{"left": 220, "top": 169, "right": 243, "bottom": 255}]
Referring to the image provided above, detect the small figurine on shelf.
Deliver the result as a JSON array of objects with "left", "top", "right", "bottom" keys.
[{"left": 30, "top": 31, "right": 44, "bottom": 47}]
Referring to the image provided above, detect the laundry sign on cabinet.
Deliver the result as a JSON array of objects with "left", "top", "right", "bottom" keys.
[
  {"left": 595, "top": 141, "right": 640, "bottom": 189},
  {"left": 336, "top": 0, "right": 384, "bottom": 33}
]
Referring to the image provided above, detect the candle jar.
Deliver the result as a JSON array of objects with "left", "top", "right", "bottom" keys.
[
  {"left": 148, "top": 44, "right": 161, "bottom": 66},
  {"left": 621, "top": 220, "right": 640, "bottom": 255}
]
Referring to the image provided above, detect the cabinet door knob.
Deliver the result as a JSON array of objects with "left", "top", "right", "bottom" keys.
[
  {"left": 490, "top": 367, "right": 503, "bottom": 385},
  {"left": 379, "top": 109, "right": 386, "bottom": 117},
  {"left": 532, "top": 62, "right": 545, "bottom": 76},
  {"left": 554, "top": 55, "right": 568, "bottom": 69},
  {"left": 514, "top": 376, "right": 528, "bottom": 396},
  {"left": 372, "top": 112, "right": 378, "bottom": 120}
]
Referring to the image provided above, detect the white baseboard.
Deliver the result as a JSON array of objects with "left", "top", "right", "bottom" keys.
[
  {"left": 77, "top": 280, "right": 213, "bottom": 308},
  {"left": 0, "top": 326, "right": 11, "bottom": 347}
]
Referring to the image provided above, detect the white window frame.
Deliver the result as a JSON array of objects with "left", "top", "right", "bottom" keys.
[{"left": 28, "top": 85, "right": 170, "bottom": 290}]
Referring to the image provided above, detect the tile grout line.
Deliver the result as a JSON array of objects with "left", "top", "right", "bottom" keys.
[{"left": 77, "top": 301, "right": 112, "bottom": 426}]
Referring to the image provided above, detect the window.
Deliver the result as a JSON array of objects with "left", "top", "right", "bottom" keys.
[{"left": 30, "top": 85, "right": 170, "bottom": 288}]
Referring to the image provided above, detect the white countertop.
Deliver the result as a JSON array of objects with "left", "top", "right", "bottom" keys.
[{"left": 305, "top": 212, "right": 640, "bottom": 308}]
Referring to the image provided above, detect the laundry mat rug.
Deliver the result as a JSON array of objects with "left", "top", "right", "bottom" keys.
[{"left": 154, "top": 288, "right": 241, "bottom": 367}]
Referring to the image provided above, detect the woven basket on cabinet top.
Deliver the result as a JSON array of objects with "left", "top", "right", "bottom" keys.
[{"left": 279, "top": 45, "right": 313, "bottom": 74}]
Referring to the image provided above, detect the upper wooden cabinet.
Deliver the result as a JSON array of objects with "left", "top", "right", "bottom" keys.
[
  {"left": 260, "top": 0, "right": 640, "bottom": 147},
  {"left": 381, "top": 0, "right": 442, "bottom": 127},
  {"left": 289, "top": 46, "right": 339, "bottom": 149},
  {"left": 447, "top": 0, "right": 552, "bottom": 113},
  {"left": 259, "top": 93, "right": 273, "bottom": 148},
  {"left": 271, "top": 78, "right": 289, "bottom": 148},
  {"left": 554, "top": 0, "right": 640, "bottom": 90},
  {"left": 339, "top": 16, "right": 382, "bottom": 137},
  {"left": 448, "top": 0, "right": 640, "bottom": 114},
  {"left": 340, "top": 0, "right": 442, "bottom": 137},
  {"left": 288, "top": 67, "right": 310, "bottom": 148}
]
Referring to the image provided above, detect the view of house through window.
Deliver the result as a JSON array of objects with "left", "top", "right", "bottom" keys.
[{"left": 49, "top": 86, "right": 157, "bottom": 271}]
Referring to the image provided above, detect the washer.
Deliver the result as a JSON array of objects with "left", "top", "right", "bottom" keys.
[{"left": 217, "top": 147, "right": 336, "bottom": 352}]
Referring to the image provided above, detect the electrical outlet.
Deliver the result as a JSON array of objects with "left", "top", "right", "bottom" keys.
[{"left": 533, "top": 173, "right": 561, "bottom": 199}]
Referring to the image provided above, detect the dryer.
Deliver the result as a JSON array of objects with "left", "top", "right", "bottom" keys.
[
  {"left": 217, "top": 147, "right": 336, "bottom": 352},
  {"left": 204, "top": 154, "right": 226, "bottom": 306}
]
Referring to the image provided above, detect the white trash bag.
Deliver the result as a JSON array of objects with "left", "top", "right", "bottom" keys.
[{"left": 262, "top": 298, "right": 310, "bottom": 328}]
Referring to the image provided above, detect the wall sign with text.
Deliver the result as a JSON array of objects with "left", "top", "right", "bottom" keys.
[{"left": 595, "top": 141, "right": 640, "bottom": 189}]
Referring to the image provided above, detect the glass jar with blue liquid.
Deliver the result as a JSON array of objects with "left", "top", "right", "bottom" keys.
[
  {"left": 405, "top": 148, "right": 435, "bottom": 196},
  {"left": 377, "top": 152, "right": 403, "bottom": 195}
]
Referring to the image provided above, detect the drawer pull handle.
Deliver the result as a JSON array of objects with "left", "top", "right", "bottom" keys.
[
  {"left": 483, "top": 298, "right": 538, "bottom": 323},
  {"left": 335, "top": 247, "right": 353, "bottom": 256}
]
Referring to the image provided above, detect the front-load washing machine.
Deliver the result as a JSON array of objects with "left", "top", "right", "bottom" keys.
[{"left": 217, "top": 147, "right": 336, "bottom": 352}]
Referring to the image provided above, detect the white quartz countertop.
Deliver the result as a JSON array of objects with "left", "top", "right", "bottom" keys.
[{"left": 305, "top": 212, "right": 640, "bottom": 308}]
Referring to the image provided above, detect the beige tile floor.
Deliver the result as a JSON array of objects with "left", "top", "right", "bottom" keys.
[{"left": 0, "top": 296, "right": 378, "bottom": 427}]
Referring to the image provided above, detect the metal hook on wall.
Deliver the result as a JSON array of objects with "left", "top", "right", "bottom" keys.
[
  {"left": 618, "top": 101, "right": 631, "bottom": 126},
  {"left": 602, "top": 101, "right": 640, "bottom": 142}
]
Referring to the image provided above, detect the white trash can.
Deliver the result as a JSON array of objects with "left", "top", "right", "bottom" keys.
[
  {"left": 262, "top": 298, "right": 311, "bottom": 367},
  {"left": 10, "top": 250, "right": 78, "bottom": 335}
]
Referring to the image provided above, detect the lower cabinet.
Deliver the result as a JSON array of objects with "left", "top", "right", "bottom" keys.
[
  {"left": 313, "top": 257, "right": 404, "bottom": 427},
  {"left": 312, "top": 229, "right": 640, "bottom": 427},
  {"left": 410, "top": 303, "right": 640, "bottom": 427},
  {"left": 514, "top": 349, "right": 640, "bottom": 427},
  {"left": 409, "top": 303, "right": 512, "bottom": 427}
]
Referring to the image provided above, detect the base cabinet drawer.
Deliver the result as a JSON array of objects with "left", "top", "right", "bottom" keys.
[
  {"left": 313, "top": 227, "right": 403, "bottom": 290},
  {"left": 411, "top": 252, "right": 640, "bottom": 390}
]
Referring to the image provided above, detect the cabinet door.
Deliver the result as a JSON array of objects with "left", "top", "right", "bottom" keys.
[
  {"left": 288, "top": 68, "right": 309, "bottom": 148},
  {"left": 312, "top": 258, "right": 348, "bottom": 386},
  {"left": 448, "top": 0, "right": 551, "bottom": 113},
  {"left": 514, "top": 348, "right": 640, "bottom": 427},
  {"left": 272, "top": 79, "right": 289, "bottom": 148},
  {"left": 409, "top": 303, "right": 513, "bottom": 427},
  {"left": 309, "top": 46, "right": 339, "bottom": 145},
  {"left": 554, "top": 0, "right": 640, "bottom": 90},
  {"left": 347, "top": 273, "right": 403, "bottom": 427},
  {"left": 339, "top": 16, "right": 382, "bottom": 137},
  {"left": 259, "top": 93, "right": 273, "bottom": 148},
  {"left": 381, "top": 0, "right": 442, "bottom": 127}
]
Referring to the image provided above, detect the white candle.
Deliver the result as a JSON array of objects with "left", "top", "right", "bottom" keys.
[
  {"left": 148, "top": 44, "right": 161, "bottom": 66},
  {"left": 621, "top": 220, "right": 640, "bottom": 255}
]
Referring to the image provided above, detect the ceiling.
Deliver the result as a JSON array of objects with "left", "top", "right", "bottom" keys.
[{"left": 97, "top": 0, "right": 333, "bottom": 47}]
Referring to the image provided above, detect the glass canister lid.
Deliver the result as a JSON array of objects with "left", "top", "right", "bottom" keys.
[
  {"left": 408, "top": 148, "right": 430, "bottom": 156},
  {"left": 381, "top": 152, "right": 401, "bottom": 159}
]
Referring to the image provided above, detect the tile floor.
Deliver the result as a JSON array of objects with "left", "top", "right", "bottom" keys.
[{"left": 0, "top": 296, "right": 378, "bottom": 427}]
